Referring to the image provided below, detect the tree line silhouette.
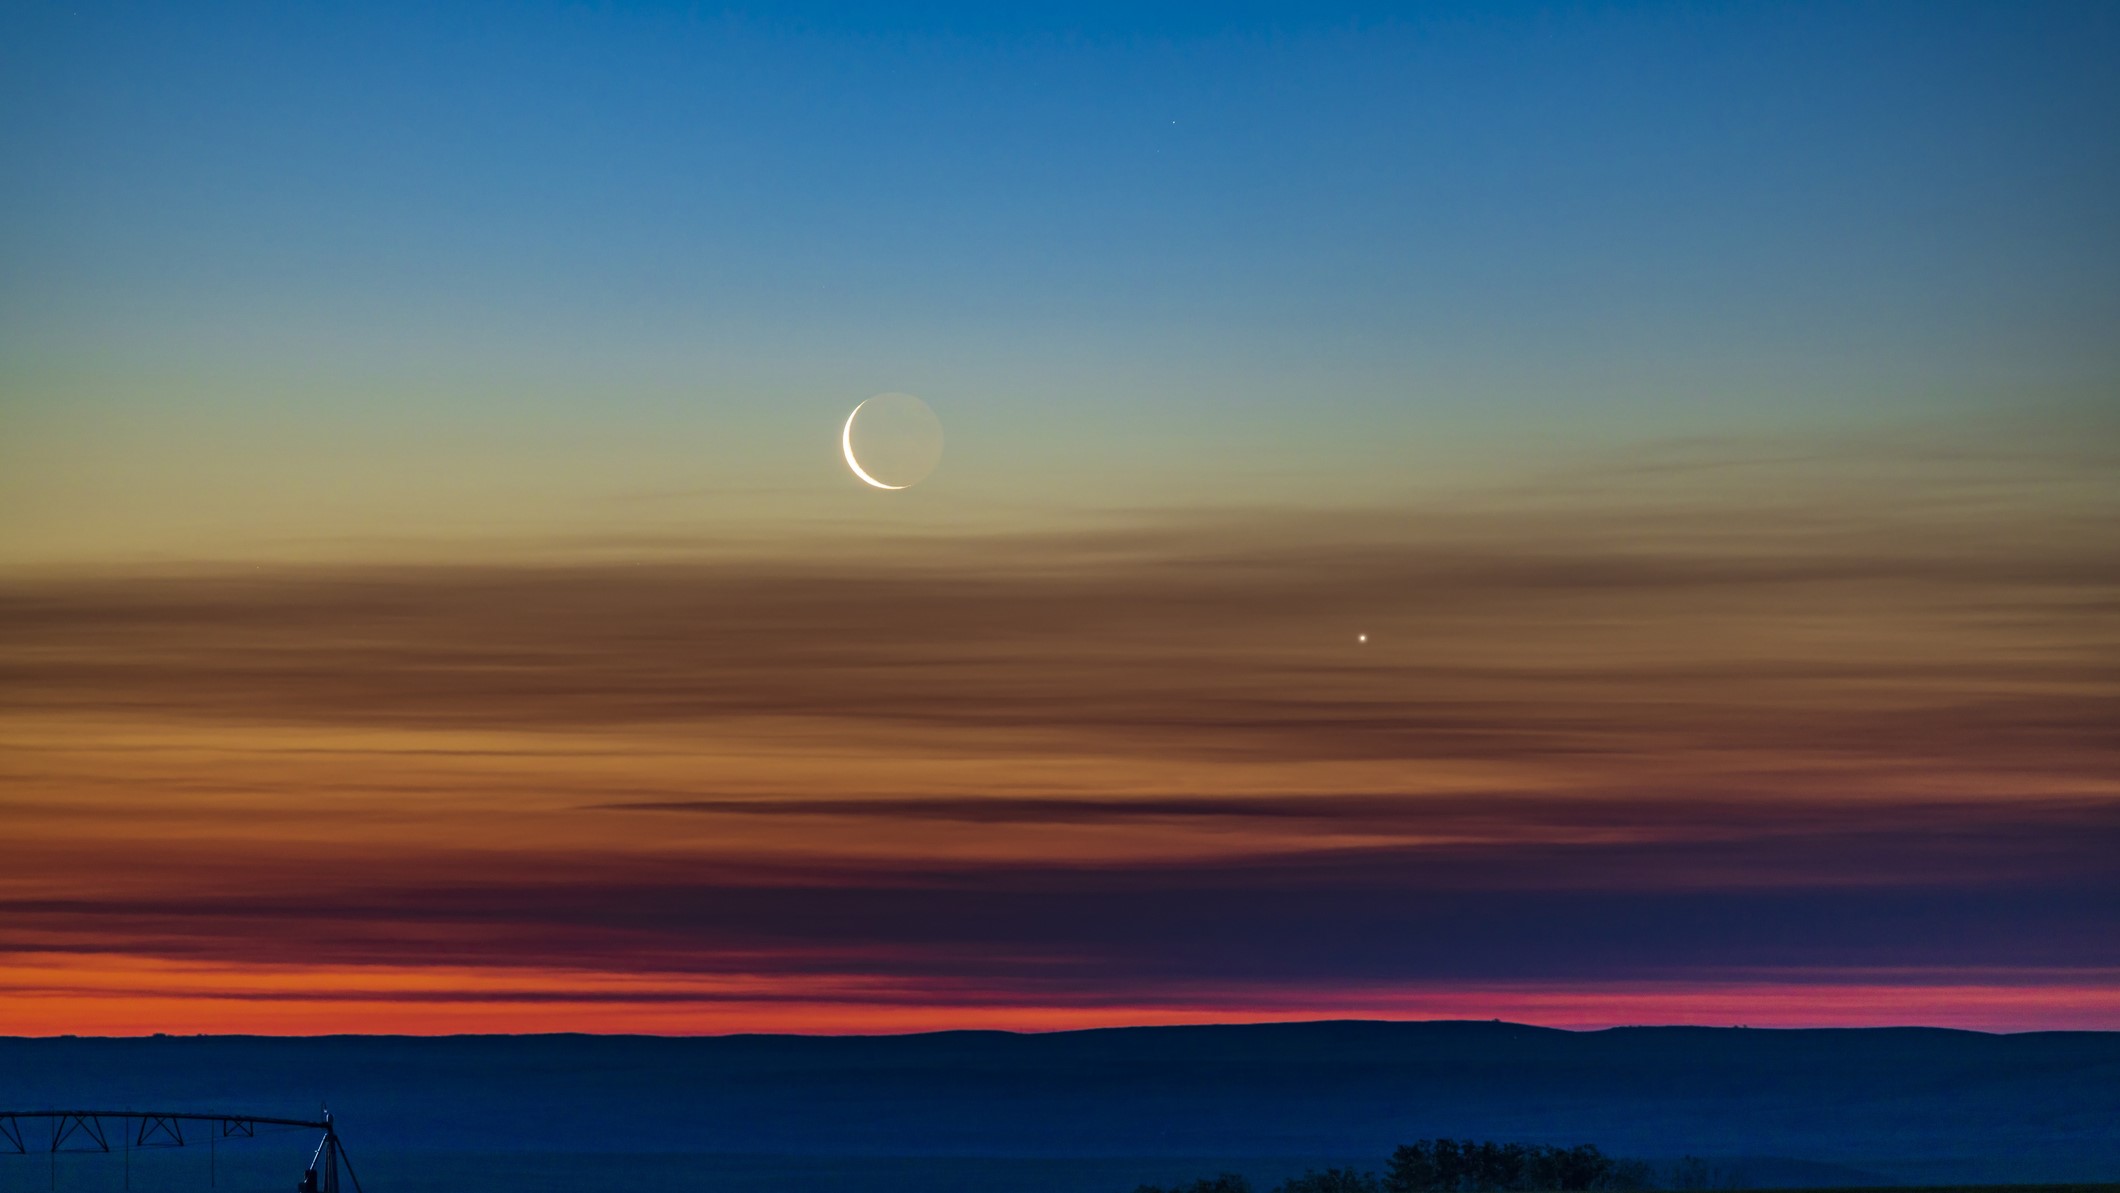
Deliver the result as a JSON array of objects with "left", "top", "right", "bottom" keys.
[{"left": 1133, "top": 1138, "right": 1729, "bottom": 1193}]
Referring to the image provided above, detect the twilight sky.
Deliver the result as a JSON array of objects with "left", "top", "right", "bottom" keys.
[{"left": 2, "top": 1, "right": 2117, "bottom": 1035}]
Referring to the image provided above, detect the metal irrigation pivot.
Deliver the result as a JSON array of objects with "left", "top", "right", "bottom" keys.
[
  {"left": 0, "top": 1108, "right": 364, "bottom": 1191},
  {"left": 300, "top": 1110, "right": 364, "bottom": 1193}
]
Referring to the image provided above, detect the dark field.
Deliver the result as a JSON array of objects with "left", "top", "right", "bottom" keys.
[
  {"left": 5, "top": 1157, "right": 2119, "bottom": 1193},
  {"left": 3, "top": 1022, "right": 2115, "bottom": 1192},
  {"left": 0, "top": 1152, "right": 1413, "bottom": 1193}
]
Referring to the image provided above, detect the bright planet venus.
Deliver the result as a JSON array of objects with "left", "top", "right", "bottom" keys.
[{"left": 842, "top": 393, "right": 944, "bottom": 490}]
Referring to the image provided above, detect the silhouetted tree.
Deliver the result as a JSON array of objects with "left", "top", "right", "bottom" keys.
[
  {"left": 1274, "top": 1168, "right": 1382, "bottom": 1193},
  {"left": 1554, "top": 1143, "right": 1613, "bottom": 1190},
  {"left": 1434, "top": 1138, "right": 1465, "bottom": 1191},
  {"left": 1135, "top": 1174, "right": 1253, "bottom": 1193},
  {"left": 1474, "top": 1140, "right": 1533, "bottom": 1191},
  {"left": 1386, "top": 1141, "right": 1439, "bottom": 1193},
  {"left": 1376, "top": 1139, "right": 1654, "bottom": 1192},
  {"left": 1151, "top": 1139, "right": 1661, "bottom": 1193}
]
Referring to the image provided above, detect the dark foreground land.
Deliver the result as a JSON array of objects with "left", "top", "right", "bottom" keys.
[
  {"left": 1, "top": 1021, "right": 2115, "bottom": 1192},
  {"left": 1799, "top": 1187, "right": 2120, "bottom": 1193}
]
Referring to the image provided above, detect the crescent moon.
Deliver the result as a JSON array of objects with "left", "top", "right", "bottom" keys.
[{"left": 842, "top": 400, "right": 906, "bottom": 490}]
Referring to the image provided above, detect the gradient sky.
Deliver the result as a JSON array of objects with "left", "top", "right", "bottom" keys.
[{"left": 2, "top": 1, "right": 2117, "bottom": 1035}]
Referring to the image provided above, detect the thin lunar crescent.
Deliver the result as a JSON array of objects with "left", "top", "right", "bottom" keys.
[{"left": 842, "top": 400, "right": 906, "bottom": 490}]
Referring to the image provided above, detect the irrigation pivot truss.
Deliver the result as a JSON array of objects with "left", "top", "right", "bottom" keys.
[{"left": 0, "top": 1108, "right": 361, "bottom": 1191}]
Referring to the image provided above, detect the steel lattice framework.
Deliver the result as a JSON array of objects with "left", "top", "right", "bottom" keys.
[{"left": 0, "top": 1109, "right": 361, "bottom": 1190}]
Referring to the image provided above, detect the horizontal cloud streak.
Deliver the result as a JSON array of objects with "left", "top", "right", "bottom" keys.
[
  {"left": 4, "top": 449, "right": 2113, "bottom": 776},
  {"left": 2, "top": 429, "right": 2114, "bottom": 1030},
  {"left": 6, "top": 798, "right": 2115, "bottom": 982}
]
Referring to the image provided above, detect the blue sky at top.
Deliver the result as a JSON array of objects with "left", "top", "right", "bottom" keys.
[{"left": 2, "top": 2, "right": 2116, "bottom": 553}]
